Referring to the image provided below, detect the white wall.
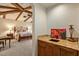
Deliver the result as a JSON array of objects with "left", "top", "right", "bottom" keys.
[
  {"left": 32, "top": 4, "right": 47, "bottom": 55},
  {"left": 47, "top": 4, "right": 79, "bottom": 37},
  {"left": 33, "top": 3, "right": 79, "bottom": 56},
  {"left": 5, "top": 12, "right": 32, "bottom": 23},
  {"left": 34, "top": 4, "right": 47, "bottom": 36},
  {"left": 0, "top": 18, "right": 32, "bottom": 36}
]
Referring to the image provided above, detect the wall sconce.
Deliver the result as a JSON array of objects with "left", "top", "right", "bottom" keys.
[{"left": 7, "top": 24, "right": 14, "bottom": 33}]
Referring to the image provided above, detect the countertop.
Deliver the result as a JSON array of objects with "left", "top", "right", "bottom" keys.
[{"left": 38, "top": 35, "right": 79, "bottom": 51}]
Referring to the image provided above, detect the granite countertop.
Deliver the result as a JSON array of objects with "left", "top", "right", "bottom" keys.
[{"left": 38, "top": 35, "right": 79, "bottom": 51}]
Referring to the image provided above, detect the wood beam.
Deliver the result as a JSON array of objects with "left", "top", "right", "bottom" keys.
[
  {"left": 15, "top": 12, "right": 23, "bottom": 21},
  {"left": 11, "top": 3, "right": 24, "bottom": 11},
  {"left": 0, "top": 9, "right": 20, "bottom": 15},
  {"left": 24, "top": 15, "right": 32, "bottom": 22},
  {"left": 0, "top": 5, "right": 18, "bottom": 9},
  {"left": 24, "top": 10, "right": 32, "bottom": 14},
  {"left": 11, "top": 3, "right": 32, "bottom": 14},
  {"left": 28, "top": 14, "right": 32, "bottom": 16},
  {"left": 24, "top": 6, "right": 32, "bottom": 9}
]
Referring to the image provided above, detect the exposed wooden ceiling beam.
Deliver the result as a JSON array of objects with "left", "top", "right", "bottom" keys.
[
  {"left": 24, "top": 6, "right": 32, "bottom": 9},
  {"left": 11, "top": 3, "right": 24, "bottom": 11},
  {"left": 11, "top": 3, "right": 32, "bottom": 14},
  {"left": 0, "top": 5, "right": 18, "bottom": 9},
  {"left": 24, "top": 15, "right": 32, "bottom": 22},
  {"left": 28, "top": 14, "right": 32, "bottom": 16},
  {"left": 15, "top": 12, "right": 23, "bottom": 21},
  {"left": 24, "top": 10, "right": 32, "bottom": 14},
  {"left": 0, "top": 9, "right": 20, "bottom": 15}
]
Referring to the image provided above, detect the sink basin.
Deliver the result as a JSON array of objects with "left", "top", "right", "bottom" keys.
[{"left": 49, "top": 38, "right": 60, "bottom": 42}]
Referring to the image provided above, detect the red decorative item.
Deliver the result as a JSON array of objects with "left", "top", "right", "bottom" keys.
[{"left": 51, "top": 29, "right": 66, "bottom": 39}]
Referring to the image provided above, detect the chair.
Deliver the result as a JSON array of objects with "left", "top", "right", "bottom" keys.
[{"left": 0, "top": 41, "right": 4, "bottom": 50}]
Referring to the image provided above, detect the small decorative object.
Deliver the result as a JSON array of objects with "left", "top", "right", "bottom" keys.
[
  {"left": 68, "top": 25, "right": 77, "bottom": 42},
  {"left": 69, "top": 25, "right": 74, "bottom": 39}
]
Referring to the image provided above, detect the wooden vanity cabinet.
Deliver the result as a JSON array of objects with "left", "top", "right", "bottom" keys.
[
  {"left": 38, "top": 40, "right": 78, "bottom": 56},
  {"left": 77, "top": 51, "right": 79, "bottom": 56},
  {"left": 60, "top": 47, "right": 77, "bottom": 56},
  {"left": 45, "top": 43, "right": 60, "bottom": 56},
  {"left": 38, "top": 40, "right": 60, "bottom": 56}
]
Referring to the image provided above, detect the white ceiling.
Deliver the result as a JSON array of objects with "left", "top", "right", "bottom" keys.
[
  {"left": 0, "top": 3, "right": 15, "bottom": 7},
  {"left": 0, "top": 8, "right": 13, "bottom": 12},
  {"left": 40, "top": 3, "right": 57, "bottom": 8},
  {"left": 0, "top": 3, "right": 31, "bottom": 8},
  {"left": 0, "top": 3, "right": 31, "bottom": 11},
  {"left": 0, "top": 3, "right": 57, "bottom": 22}
]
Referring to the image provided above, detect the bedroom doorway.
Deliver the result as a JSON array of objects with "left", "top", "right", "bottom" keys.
[{"left": 0, "top": 3, "right": 33, "bottom": 56}]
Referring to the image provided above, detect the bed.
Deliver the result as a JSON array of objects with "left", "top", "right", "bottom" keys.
[{"left": 15, "top": 31, "right": 32, "bottom": 41}]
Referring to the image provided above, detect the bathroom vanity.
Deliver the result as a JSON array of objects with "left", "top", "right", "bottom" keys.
[{"left": 38, "top": 35, "right": 79, "bottom": 56}]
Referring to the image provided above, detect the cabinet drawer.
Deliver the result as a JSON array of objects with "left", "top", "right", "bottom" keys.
[{"left": 38, "top": 40, "right": 47, "bottom": 47}]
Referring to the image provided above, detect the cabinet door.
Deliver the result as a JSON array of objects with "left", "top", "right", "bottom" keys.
[
  {"left": 60, "top": 47, "right": 77, "bottom": 56},
  {"left": 38, "top": 46, "right": 46, "bottom": 56},
  {"left": 53, "top": 46, "right": 60, "bottom": 56},
  {"left": 38, "top": 40, "right": 47, "bottom": 56},
  {"left": 45, "top": 45, "right": 53, "bottom": 56},
  {"left": 46, "top": 43, "right": 60, "bottom": 56},
  {"left": 77, "top": 51, "right": 79, "bottom": 56}
]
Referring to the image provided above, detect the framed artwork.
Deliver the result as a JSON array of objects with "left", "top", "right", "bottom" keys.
[{"left": 51, "top": 29, "right": 66, "bottom": 39}]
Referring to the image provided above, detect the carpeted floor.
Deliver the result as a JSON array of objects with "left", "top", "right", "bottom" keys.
[{"left": 0, "top": 39, "right": 32, "bottom": 56}]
